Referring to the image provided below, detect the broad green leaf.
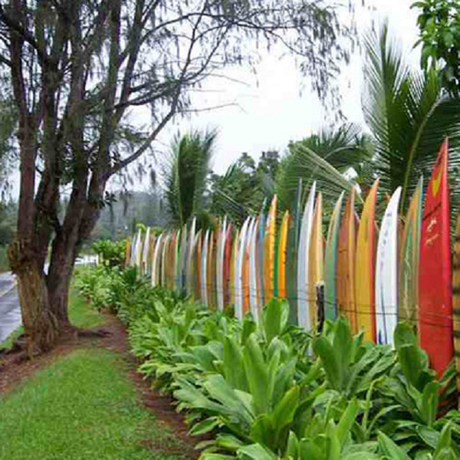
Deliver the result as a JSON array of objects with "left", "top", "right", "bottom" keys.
[
  {"left": 241, "top": 318, "right": 256, "bottom": 345},
  {"left": 336, "top": 398, "right": 359, "bottom": 446},
  {"left": 223, "top": 336, "right": 247, "bottom": 390},
  {"left": 250, "top": 414, "right": 275, "bottom": 450},
  {"left": 272, "top": 385, "right": 300, "bottom": 436},
  {"left": 313, "top": 337, "right": 340, "bottom": 390},
  {"left": 200, "top": 454, "right": 236, "bottom": 460},
  {"left": 243, "top": 334, "right": 270, "bottom": 415},
  {"left": 378, "top": 432, "right": 411, "bottom": 459},
  {"left": 263, "top": 298, "right": 289, "bottom": 344},
  {"left": 326, "top": 420, "right": 341, "bottom": 460},
  {"left": 394, "top": 323, "right": 428, "bottom": 390},
  {"left": 433, "top": 423, "right": 454, "bottom": 459},
  {"left": 237, "top": 443, "right": 278, "bottom": 460},
  {"left": 298, "top": 439, "right": 325, "bottom": 460},
  {"left": 342, "top": 453, "right": 380, "bottom": 460},
  {"left": 417, "top": 426, "right": 440, "bottom": 449},
  {"left": 421, "top": 382, "right": 440, "bottom": 426},
  {"left": 272, "top": 358, "right": 297, "bottom": 404},
  {"left": 189, "top": 417, "right": 220, "bottom": 436},
  {"left": 286, "top": 431, "right": 299, "bottom": 458},
  {"left": 215, "top": 433, "right": 247, "bottom": 450},
  {"left": 204, "top": 375, "right": 254, "bottom": 425}
]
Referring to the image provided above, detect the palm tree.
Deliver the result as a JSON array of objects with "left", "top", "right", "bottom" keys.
[
  {"left": 276, "top": 123, "right": 372, "bottom": 210},
  {"left": 163, "top": 130, "right": 217, "bottom": 227},
  {"left": 277, "top": 23, "right": 460, "bottom": 215},
  {"left": 362, "top": 23, "right": 460, "bottom": 212}
]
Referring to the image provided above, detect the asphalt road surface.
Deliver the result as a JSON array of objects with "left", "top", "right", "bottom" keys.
[{"left": 0, "top": 272, "right": 20, "bottom": 343}]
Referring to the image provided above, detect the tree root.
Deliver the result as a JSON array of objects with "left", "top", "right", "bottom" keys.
[
  {"left": 76, "top": 328, "right": 112, "bottom": 338},
  {"left": 0, "top": 334, "right": 28, "bottom": 356}
]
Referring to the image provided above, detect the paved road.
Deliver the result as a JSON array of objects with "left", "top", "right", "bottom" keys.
[{"left": 0, "top": 272, "right": 20, "bottom": 343}]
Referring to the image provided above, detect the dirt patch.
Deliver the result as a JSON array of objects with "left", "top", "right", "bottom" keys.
[
  {"left": 0, "top": 316, "right": 122, "bottom": 393},
  {"left": 0, "top": 312, "right": 205, "bottom": 458}
]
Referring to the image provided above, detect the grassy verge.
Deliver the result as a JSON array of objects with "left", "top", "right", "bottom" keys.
[
  {"left": 68, "top": 283, "right": 105, "bottom": 329},
  {"left": 0, "top": 349, "right": 184, "bottom": 459}
]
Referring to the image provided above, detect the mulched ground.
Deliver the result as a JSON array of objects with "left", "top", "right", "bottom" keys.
[{"left": 0, "top": 314, "right": 204, "bottom": 459}]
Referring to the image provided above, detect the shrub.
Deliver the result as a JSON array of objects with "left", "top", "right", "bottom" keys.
[
  {"left": 75, "top": 266, "right": 460, "bottom": 459},
  {"left": 92, "top": 239, "right": 126, "bottom": 268}
]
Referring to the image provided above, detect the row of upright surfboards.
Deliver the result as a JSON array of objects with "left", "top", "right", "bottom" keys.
[{"left": 126, "top": 139, "right": 459, "bottom": 378}]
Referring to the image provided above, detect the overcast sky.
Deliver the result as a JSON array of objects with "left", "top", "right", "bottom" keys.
[
  {"left": 6, "top": 0, "right": 422, "bottom": 198},
  {"left": 157, "top": 0, "right": 420, "bottom": 176}
]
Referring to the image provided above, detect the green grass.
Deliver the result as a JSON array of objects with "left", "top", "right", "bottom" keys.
[
  {"left": 68, "top": 284, "right": 105, "bottom": 329},
  {"left": 0, "top": 349, "right": 185, "bottom": 460}
]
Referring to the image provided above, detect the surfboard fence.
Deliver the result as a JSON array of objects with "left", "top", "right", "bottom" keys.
[{"left": 124, "top": 139, "right": 458, "bottom": 378}]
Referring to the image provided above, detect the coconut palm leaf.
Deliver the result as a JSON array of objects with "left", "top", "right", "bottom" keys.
[
  {"left": 362, "top": 22, "right": 460, "bottom": 213},
  {"left": 163, "top": 130, "right": 217, "bottom": 227},
  {"left": 276, "top": 123, "right": 371, "bottom": 211},
  {"left": 279, "top": 23, "right": 460, "bottom": 220},
  {"left": 210, "top": 161, "right": 260, "bottom": 224}
]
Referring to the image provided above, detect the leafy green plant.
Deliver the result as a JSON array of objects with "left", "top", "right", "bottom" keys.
[
  {"left": 76, "top": 264, "right": 460, "bottom": 459},
  {"left": 92, "top": 239, "right": 126, "bottom": 268}
]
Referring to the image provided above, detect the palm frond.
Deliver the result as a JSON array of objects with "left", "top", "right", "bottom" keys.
[
  {"left": 276, "top": 123, "right": 370, "bottom": 211},
  {"left": 362, "top": 23, "right": 460, "bottom": 213},
  {"left": 162, "top": 129, "right": 216, "bottom": 227}
]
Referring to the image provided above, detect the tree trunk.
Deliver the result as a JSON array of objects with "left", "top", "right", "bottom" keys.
[
  {"left": 8, "top": 240, "right": 59, "bottom": 357},
  {"left": 47, "top": 233, "right": 80, "bottom": 325}
]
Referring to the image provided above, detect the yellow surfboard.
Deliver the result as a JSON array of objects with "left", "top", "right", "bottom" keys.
[
  {"left": 337, "top": 189, "right": 358, "bottom": 333},
  {"left": 308, "top": 194, "right": 323, "bottom": 329},
  {"left": 264, "top": 195, "right": 277, "bottom": 302},
  {"left": 278, "top": 211, "right": 290, "bottom": 299},
  {"left": 125, "top": 238, "right": 132, "bottom": 267},
  {"left": 355, "top": 179, "right": 379, "bottom": 342}
]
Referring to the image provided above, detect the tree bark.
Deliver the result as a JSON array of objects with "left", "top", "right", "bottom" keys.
[{"left": 8, "top": 240, "right": 59, "bottom": 357}]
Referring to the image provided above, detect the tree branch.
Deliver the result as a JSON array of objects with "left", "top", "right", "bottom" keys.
[{"left": 0, "top": 2, "right": 53, "bottom": 68}]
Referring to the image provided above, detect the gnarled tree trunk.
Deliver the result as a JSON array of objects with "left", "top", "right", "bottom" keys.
[{"left": 8, "top": 240, "right": 59, "bottom": 356}]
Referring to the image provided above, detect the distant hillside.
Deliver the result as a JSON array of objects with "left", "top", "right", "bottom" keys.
[{"left": 91, "top": 191, "right": 169, "bottom": 241}]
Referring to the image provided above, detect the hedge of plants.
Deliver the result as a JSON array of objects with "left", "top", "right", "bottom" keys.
[{"left": 76, "top": 265, "right": 460, "bottom": 460}]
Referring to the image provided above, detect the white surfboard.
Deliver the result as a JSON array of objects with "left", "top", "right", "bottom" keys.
[
  {"left": 249, "top": 218, "right": 260, "bottom": 320},
  {"left": 297, "top": 182, "right": 316, "bottom": 330},
  {"left": 190, "top": 229, "right": 202, "bottom": 299},
  {"left": 201, "top": 230, "right": 210, "bottom": 306},
  {"left": 376, "top": 187, "right": 402, "bottom": 346},
  {"left": 135, "top": 229, "right": 143, "bottom": 268},
  {"left": 186, "top": 219, "right": 196, "bottom": 295},
  {"left": 236, "top": 217, "right": 251, "bottom": 320},
  {"left": 142, "top": 227, "right": 151, "bottom": 275},
  {"left": 151, "top": 233, "right": 163, "bottom": 286},
  {"left": 217, "top": 218, "right": 227, "bottom": 311}
]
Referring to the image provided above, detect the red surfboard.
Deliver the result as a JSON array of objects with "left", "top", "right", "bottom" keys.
[{"left": 419, "top": 139, "right": 453, "bottom": 377}]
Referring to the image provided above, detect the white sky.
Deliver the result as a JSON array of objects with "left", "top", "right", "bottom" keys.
[
  {"left": 158, "top": 0, "right": 421, "bottom": 175},
  {"left": 6, "top": 0, "right": 422, "bottom": 198}
]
